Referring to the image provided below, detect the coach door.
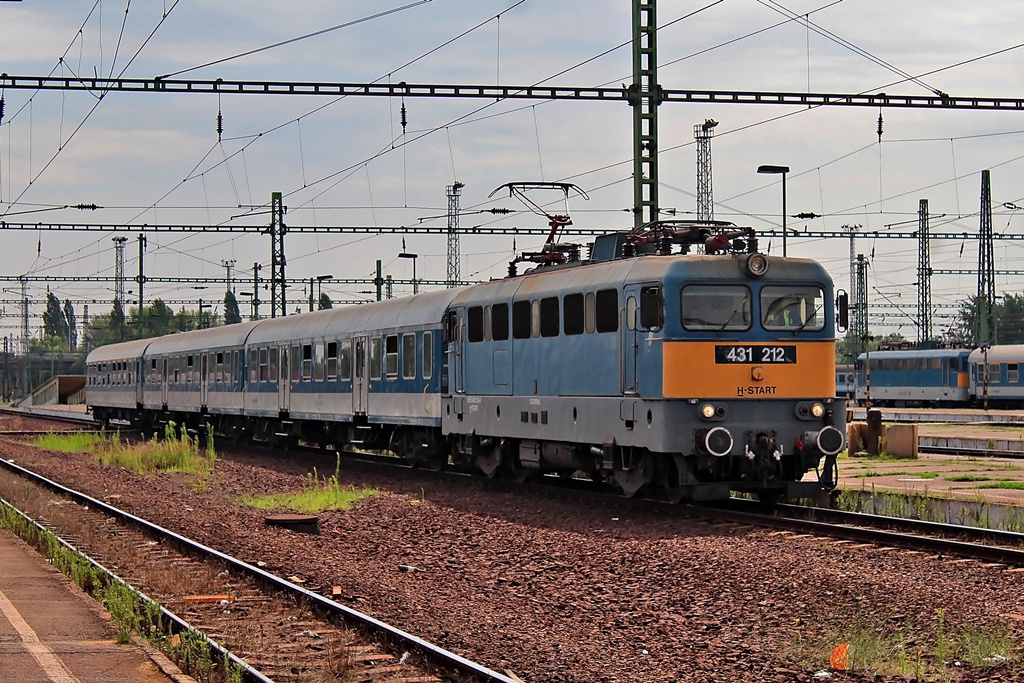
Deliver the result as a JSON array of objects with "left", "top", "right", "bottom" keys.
[
  {"left": 200, "top": 353, "right": 209, "bottom": 407},
  {"left": 446, "top": 309, "right": 465, "bottom": 394},
  {"left": 353, "top": 335, "right": 368, "bottom": 414},
  {"left": 622, "top": 286, "right": 641, "bottom": 395},
  {"left": 278, "top": 346, "right": 291, "bottom": 413}
]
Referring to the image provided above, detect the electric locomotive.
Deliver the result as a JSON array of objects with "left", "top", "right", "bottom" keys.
[{"left": 443, "top": 222, "right": 846, "bottom": 502}]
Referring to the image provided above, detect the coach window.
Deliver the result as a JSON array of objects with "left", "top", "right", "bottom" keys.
[
  {"left": 340, "top": 340, "right": 352, "bottom": 381},
  {"left": 491, "top": 302, "right": 509, "bottom": 341},
  {"left": 327, "top": 342, "right": 338, "bottom": 380},
  {"left": 992, "top": 364, "right": 1003, "bottom": 384},
  {"left": 269, "top": 347, "right": 279, "bottom": 382},
  {"left": 423, "top": 332, "right": 433, "bottom": 379},
  {"left": 314, "top": 343, "right": 325, "bottom": 381},
  {"left": 595, "top": 289, "right": 619, "bottom": 333},
  {"left": 564, "top": 293, "right": 584, "bottom": 335},
  {"left": 1008, "top": 363, "right": 1019, "bottom": 383},
  {"left": 187, "top": 355, "right": 195, "bottom": 383},
  {"left": 291, "top": 346, "right": 301, "bottom": 382},
  {"left": 681, "top": 285, "right": 750, "bottom": 331},
  {"left": 531, "top": 300, "right": 541, "bottom": 338},
  {"left": 640, "top": 286, "right": 664, "bottom": 330},
  {"left": 302, "top": 344, "right": 313, "bottom": 381},
  {"left": 385, "top": 335, "right": 399, "bottom": 379},
  {"left": 215, "top": 352, "right": 223, "bottom": 383},
  {"left": 468, "top": 307, "right": 484, "bottom": 343},
  {"left": 403, "top": 334, "right": 417, "bottom": 379},
  {"left": 540, "top": 297, "right": 559, "bottom": 338},
  {"left": 512, "top": 300, "right": 531, "bottom": 339},
  {"left": 370, "top": 337, "right": 382, "bottom": 379},
  {"left": 258, "top": 348, "right": 268, "bottom": 382}
]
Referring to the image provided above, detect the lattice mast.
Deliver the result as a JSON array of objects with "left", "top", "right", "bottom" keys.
[
  {"left": 113, "top": 236, "right": 127, "bottom": 310},
  {"left": 446, "top": 182, "right": 464, "bottom": 288},
  {"left": 269, "top": 192, "right": 287, "bottom": 318},
  {"left": 977, "top": 170, "right": 995, "bottom": 344},
  {"left": 917, "top": 199, "right": 932, "bottom": 344},
  {"left": 631, "top": 0, "right": 661, "bottom": 229},
  {"left": 853, "top": 253, "right": 869, "bottom": 343},
  {"left": 694, "top": 119, "right": 717, "bottom": 221}
]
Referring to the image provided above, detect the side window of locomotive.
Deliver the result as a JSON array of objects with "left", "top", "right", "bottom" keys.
[
  {"left": 640, "top": 286, "right": 664, "bottom": 330},
  {"left": 626, "top": 296, "right": 637, "bottom": 331},
  {"left": 681, "top": 285, "right": 751, "bottom": 331},
  {"left": 483, "top": 306, "right": 493, "bottom": 341},
  {"left": 531, "top": 300, "right": 541, "bottom": 338},
  {"left": 760, "top": 285, "right": 824, "bottom": 331},
  {"left": 385, "top": 335, "right": 399, "bottom": 379},
  {"left": 327, "top": 342, "right": 339, "bottom": 381},
  {"left": 492, "top": 302, "right": 509, "bottom": 341},
  {"left": 314, "top": 342, "right": 325, "bottom": 381},
  {"left": 540, "top": 297, "right": 559, "bottom": 338},
  {"left": 402, "top": 334, "right": 417, "bottom": 379},
  {"left": 340, "top": 341, "right": 352, "bottom": 381},
  {"left": 370, "top": 337, "right": 382, "bottom": 379},
  {"left": 269, "top": 347, "right": 279, "bottom": 382},
  {"left": 512, "top": 300, "right": 531, "bottom": 339},
  {"left": 564, "top": 293, "right": 584, "bottom": 335},
  {"left": 595, "top": 288, "right": 618, "bottom": 333},
  {"left": 302, "top": 344, "right": 313, "bottom": 381},
  {"left": 468, "top": 306, "right": 484, "bottom": 343},
  {"left": 584, "top": 292, "right": 596, "bottom": 333},
  {"left": 422, "top": 332, "right": 433, "bottom": 380}
]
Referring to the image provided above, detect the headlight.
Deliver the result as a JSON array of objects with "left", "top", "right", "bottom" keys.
[
  {"left": 700, "top": 403, "right": 716, "bottom": 419},
  {"left": 745, "top": 253, "right": 769, "bottom": 278},
  {"left": 811, "top": 402, "right": 825, "bottom": 418}
]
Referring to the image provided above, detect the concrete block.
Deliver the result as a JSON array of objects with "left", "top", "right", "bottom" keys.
[{"left": 882, "top": 423, "right": 919, "bottom": 459}]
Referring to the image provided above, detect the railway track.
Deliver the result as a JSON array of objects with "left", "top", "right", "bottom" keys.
[{"left": 0, "top": 457, "right": 521, "bottom": 683}]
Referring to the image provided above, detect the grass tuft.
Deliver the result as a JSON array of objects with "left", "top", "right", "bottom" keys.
[{"left": 242, "top": 456, "right": 378, "bottom": 513}]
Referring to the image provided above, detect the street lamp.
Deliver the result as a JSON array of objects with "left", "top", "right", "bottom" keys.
[
  {"left": 398, "top": 252, "right": 419, "bottom": 295},
  {"left": 757, "top": 164, "right": 790, "bottom": 257}
]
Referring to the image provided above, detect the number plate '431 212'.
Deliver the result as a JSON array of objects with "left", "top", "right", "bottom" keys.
[{"left": 715, "top": 345, "right": 796, "bottom": 364}]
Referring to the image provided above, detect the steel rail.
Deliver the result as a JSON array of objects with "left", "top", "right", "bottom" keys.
[
  {"left": 0, "top": 458, "right": 520, "bottom": 683},
  {"left": 0, "top": 496, "right": 274, "bottom": 683},
  {"left": 702, "top": 500, "right": 1024, "bottom": 565}
]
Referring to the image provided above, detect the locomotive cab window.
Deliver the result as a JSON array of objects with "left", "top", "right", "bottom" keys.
[
  {"left": 640, "top": 286, "right": 664, "bottom": 330},
  {"left": 681, "top": 285, "right": 751, "bottom": 331},
  {"left": 761, "top": 285, "right": 824, "bottom": 331}
]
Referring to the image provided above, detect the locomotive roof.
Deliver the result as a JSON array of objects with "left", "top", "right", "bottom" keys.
[
  {"left": 85, "top": 337, "right": 155, "bottom": 364},
  {"left": 142, "top": 320, "right": 262, "bottom": 356},
  {"left": 244, "top": 287, "right": 462, "bottom": 345}
]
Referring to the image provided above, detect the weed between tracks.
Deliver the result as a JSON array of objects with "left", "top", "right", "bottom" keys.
[
  {"left": 241, "top": 455, "right": 378, "bottom": 513},
  {"left": 788, "top": 608, "right": 1017, "bottom": 680}
]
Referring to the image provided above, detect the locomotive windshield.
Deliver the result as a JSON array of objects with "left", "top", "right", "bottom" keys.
[
  {"left": 761, "top": 285, "right": 825, "bottom": 331},
  {"left": 681, "top": 285, "right": 751, "bottom": 330}
]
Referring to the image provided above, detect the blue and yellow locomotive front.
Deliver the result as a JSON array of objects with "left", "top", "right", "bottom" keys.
[{"left": 650, "top": 252, "right": 845, "bottom": 499}]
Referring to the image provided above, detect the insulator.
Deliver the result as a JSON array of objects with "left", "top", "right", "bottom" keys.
[
  {"left": 876, "top": 112, "right": 883, "bottom": 142},
  {"left": 0, "top": 96, "right": 5, "bottom": 124},
  {"left": 217, "top": 110, "right": 223, "bottom": 141},
  {"left": 400, "top": 102, "right": 407, "bottom": 133}
]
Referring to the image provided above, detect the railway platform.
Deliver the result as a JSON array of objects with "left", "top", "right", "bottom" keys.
[{"left": 0, "top": 528, "right": 191, "bottom": 683}]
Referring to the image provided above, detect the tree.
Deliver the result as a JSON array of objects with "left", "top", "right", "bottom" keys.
[
  {"left": 110, "top": 298, "right": 126, "bottom": 340},
  {"left": 952, "top": 294, "right": 1024, "bottom": 346},
  {"left": 318, "top": 292, "right": 333, "bottom": 310},
  {"left": 43, "top": 292, "right": 69, "bottom": 345},
  {"left": 63, "top": 300, "right": 77, "bottom": 350},
  {"left": 224, "top": 291, "right": 243, "bottom": 324}
]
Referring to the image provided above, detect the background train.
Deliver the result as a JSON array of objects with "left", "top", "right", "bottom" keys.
[
  {"left": 851, "top": 345, "right": 1024, "bottom": 408},
  {"left": 87, "top": 223, "right": 846, "bottom": 503}
]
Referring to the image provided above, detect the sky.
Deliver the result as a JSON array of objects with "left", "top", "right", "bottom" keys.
[{"left": 1, "top": 0, "right": 1023, "bottom": 340}]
